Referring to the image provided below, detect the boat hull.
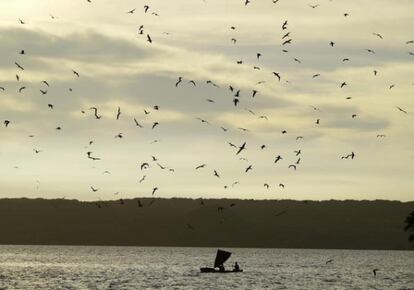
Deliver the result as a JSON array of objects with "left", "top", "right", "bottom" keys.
[{"left": 200, "top": 267, "right": 243, "bottom": 273}]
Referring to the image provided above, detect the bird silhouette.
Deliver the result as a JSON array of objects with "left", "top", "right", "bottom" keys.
[
  {"left": 175, "top": 77, "right": 183, "bottom": 87},
  {"left": 116, "top": 107, "right": 121, "bottom": 120},
  {"left": 236, "top": 142, "right": 246, "bottom": 155},
  {"left": 274, "top": 155, "right": 283, "bottom": 163},
  {"left": 273, "top": 72, "right": 281, "bottom": 81},
  {"left": 141, "top": 162, "right": 149, "bottom": 170},
  {"left": 152, "top": 122, "right": 159, "bottom": 129},
  {"left": 396, "top": 106, "right": 407, "bottom": 114},
  {"left": 89, "top": 107, "right": 102, "bottom": 119},
  {"left": 372, "top": 33, "right": 383, "bottom": 39},
  {"left": 134, "top": 118, "right": 143, "bottom": 128},
  {"left": 15, "top": 62, "right": 24, "bottom": 70},
  {"left": 213, "top": 170, "right": 220, "bottom": 178},
  {"left": 196, "top": 164, "right": 206, "bottom": 170}
]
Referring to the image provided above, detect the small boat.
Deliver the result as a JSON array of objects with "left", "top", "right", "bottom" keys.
[{"left": 200, "top": 249, "right": 243, "bottom": 273}]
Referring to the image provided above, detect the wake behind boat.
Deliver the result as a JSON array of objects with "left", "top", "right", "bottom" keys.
[{"left": 200, "top": 249, "right": 243, "bottom": 273}]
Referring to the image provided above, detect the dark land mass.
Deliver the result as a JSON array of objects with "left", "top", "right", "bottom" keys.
[{"left": 0, "top": 198, "right": 412, "bottom": 250}]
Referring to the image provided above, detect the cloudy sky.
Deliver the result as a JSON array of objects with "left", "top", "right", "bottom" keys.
[{"left": 0, "top": 0, "right": 413, "bottom": 201}]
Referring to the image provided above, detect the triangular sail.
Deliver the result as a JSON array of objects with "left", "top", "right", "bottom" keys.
[{"left": 214, "top": 249, "right": 232, "bottom": 268}]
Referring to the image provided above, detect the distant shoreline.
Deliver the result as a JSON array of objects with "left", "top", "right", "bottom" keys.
[
  {"left": 0, "top": 198, "right": 412, "bottom": 250},
  {"left": 0, "top": 244, "right": 412, "bottom": 252},
  {"left": 1, "top": 197, "right": 413, "bottom": 203}
]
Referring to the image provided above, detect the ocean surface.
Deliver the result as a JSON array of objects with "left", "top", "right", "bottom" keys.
[{"left": 0, "top": 246, "right": 413, "bottom": 290}]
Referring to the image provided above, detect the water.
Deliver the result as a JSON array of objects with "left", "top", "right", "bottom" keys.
[{"left": 0, "top": 246, "right": 413, "bottom": 290}]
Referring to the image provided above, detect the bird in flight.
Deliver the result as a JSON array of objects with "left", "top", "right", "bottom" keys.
[
  {"left": 116, "top": 107, "right": 121, "bottom": 120},
  {"left": 288, "top": 164, "right": 297, "bottom": 170},
  {"left": 15, "top": 62, "right": 24, "bottom": 70},
  {"left": 87, "top": 152, "right": 100, "bottom": 161},
  {"left": 175, "top": 77, "right": 183, "bottom": 87},
  {"left": 141, "top": 162, "right": 149, "bottom": 170},
  {"left": 213, "top": 170, "right": 220, "bottom": 178},
  {"left": 274, "top": 155, "right": 283, "bottom": 163},
  {"left": 341, "top": 152, "right": 356, "bottom": 159},
  {"left": 139, "top": 175, "right": 146, "bottom": 183},
  {"left": 134, "top": 118, "right": 143, "bottom": 128},
  {"left": 196, "top": 117, "right": 209, "bottom": 124},
  {"left": 195, "top": 164, "right": 206, "bottom": 170},
  {"left": 236, "top": 142, "right": 246, "bottom": 155},
  {"left": 396, "top": 106, "right": 408, "bottom": 114},
  {"left": 282, "top": 39, "right": 292, "bottom": 45},
  {"left": 273, "top": 72, "right": 281, "bottom": 81},
  {"left": 245, "top": 165, "right": 253, "bottom": 173},
  {"left": 372, "top": 33, "right": 383, "bottom": 39},
  {"left": 152, "top": 122, "right": 159, "bottom": 129},
  {"left": 89, "top": 107, "right": 102, "bottom": 119}
]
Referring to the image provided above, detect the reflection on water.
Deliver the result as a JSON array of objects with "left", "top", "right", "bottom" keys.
[{"left": 0, "top": 245, "right": 413, "bottom": 289}]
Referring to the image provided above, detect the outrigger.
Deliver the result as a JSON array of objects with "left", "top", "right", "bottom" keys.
[{"left": 200, "top": 249, "right": 243, "bottom": 273}]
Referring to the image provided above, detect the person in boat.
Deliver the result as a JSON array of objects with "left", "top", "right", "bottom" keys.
[
  {"left": 218, "top": 264, "right": 225, "bottom": 272},
  {"left": 233, "top": 262, "right": 240, "bottom": 272}
]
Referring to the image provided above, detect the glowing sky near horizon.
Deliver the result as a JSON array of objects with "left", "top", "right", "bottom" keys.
[{"left": 0, "top": 0, "right": 413, "bottom": 201}]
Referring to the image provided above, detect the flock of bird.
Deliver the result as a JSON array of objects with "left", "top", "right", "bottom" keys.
[{"left": 1, "top": 0, "right": 412, "bottom": 210}]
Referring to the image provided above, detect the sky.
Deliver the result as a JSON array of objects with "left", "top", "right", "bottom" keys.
[{"left": 0, "top": 0, "right": 413, "bottom": 201}]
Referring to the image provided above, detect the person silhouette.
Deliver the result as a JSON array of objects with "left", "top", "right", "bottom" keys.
[
  {"left": 233, "top": 262, "right": 240, "bottom": 272},
  {"left": 219, "top": 264, "right": 225, "bottom": 272}
]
